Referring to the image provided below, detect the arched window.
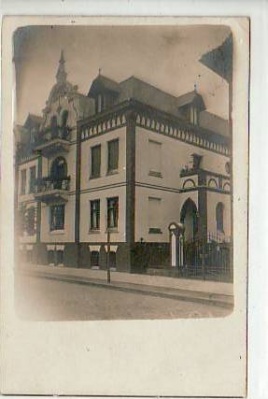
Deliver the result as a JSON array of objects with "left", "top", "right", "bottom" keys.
[{"left": 216, "top": 202, "right": 224, "bottom": 232}]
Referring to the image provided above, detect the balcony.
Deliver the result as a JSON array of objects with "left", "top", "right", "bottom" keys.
[
  {"left": 33, "top": 127, "right": 71, "bottom": 157},
  {"left": 34, "top": 176, "right": 71, "bottom": 204}
]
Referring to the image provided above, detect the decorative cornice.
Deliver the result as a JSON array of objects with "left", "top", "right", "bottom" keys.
[{"left": 79, "top": 99, "right": 230, "bottom": 156}]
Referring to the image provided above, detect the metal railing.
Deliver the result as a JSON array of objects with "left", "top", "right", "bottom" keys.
[
  {"left": 34, "top": 176, "right": 71, "bottom": 193},
  {"left": 182, "top": 235, "right": 232, "bottom": 281}
]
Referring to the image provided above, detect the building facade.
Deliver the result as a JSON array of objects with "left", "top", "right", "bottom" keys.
[{"left": 16, "top": 53, "right": 231, "bottom": 278}]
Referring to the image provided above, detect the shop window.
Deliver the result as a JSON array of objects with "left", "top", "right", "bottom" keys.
[
  {"left": 107, "top": 139, "right": 119, "bottom": 173},
  {"left": 107, "top": 197, "right": 119, "bottom": 229},
  {"left": 90, "top": 199, "right": 100, "bottom": 230},
  {"left": 50, "top": 204, "right": 65, "bottom": 231}
]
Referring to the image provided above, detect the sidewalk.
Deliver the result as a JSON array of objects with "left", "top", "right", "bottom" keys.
[{"left": 18, "top": 263, "right": 234, "bottom": 309}]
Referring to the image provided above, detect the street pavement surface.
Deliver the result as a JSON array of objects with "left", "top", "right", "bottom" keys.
[{"left": 15, "top": 274, "right": 231, "bottom": 321}]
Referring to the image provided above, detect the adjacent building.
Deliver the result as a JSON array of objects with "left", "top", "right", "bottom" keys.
[{"left": 16, "top": 52, "right": 231, "bottom": 278}]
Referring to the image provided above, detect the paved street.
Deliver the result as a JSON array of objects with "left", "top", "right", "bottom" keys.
[{"left": 15, "top": 274, "right": 230, "bottom": 321}]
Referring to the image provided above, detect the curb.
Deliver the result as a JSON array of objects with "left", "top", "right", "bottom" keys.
[{"left": 19, "top": 269, "right": 234, "bottom": 310}]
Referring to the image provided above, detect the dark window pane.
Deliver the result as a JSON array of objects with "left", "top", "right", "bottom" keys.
[
  {"left": 91, "top": 145, "right": 101, "bottom": 178},
  {"left": 107, "top": 197, "right": 119, "bottom": 229},
  {"left": 50, "top": 205, "right": 65, "bottom": 231},
  {"left": 20, "top": 170, "right": 26, "bottom": 195},
  {"left": 108, "top": 139, "right": 119, "bottom": 172},
  {"left": 26, "top": 207, "right": 36, "bottom": 235},
  {"left": 216, "top": 203, "right": 224, "bottom": 232},
  {"left": 91, "top": 251, "right": 99, "bottom": 266},
  {"left": 29, "top": 166, "right": 36, "bottom": 193},
  {"left": 90, "top": 200, "right": 100, "bottom": 230}
]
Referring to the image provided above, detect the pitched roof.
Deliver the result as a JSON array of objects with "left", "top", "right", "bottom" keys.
[
  {"left": 24, "top": 113, "right": 42, "bottom": 129},
  {"left": 118, "top": 76, "right": 179, "bottom": 116},
  {"left": 176, "top": 91, "right": 205, "bottom": 110},
  {"left": 88, "top": 75, "right": 121, "bottom": 96}
]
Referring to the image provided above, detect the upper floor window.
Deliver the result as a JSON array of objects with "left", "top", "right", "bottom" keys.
[
  {"left": 90, "top": 199, "right": 100, "bottom": 230},
  {"left": 29, "top": 166, "right": 36, "bottom": 194},
  {"left": 107, "top": 139, "right": 119, "bottom": 174},
  {"left": 50, "top": 204, "right": 65, "bottom": 231},
  {"left": 148, "top": 197, "right": 162, "bottom": 234},
  {"left": 216, "top": 202, "right": 224, "bottom": 232},
  {"left": 20, "top": 169, "right": 27, "bottom": 195},
  {"left": 50, "top": 115, "right": 58, "bottom": 138},
  {"left": 190, "top": 106, "right": 199, "bottom": 125},
  {"left": 90, "top": 145, "right": 101, "bottom": 178},
  {"left": 96, "top": 94, "right": 103, "bottom": 113},
  {"left": 148, "top": 140, "right": 162, "bottom": 178},
  {"left": 107, "top": 197, "right": 119, "bottom": 229}
]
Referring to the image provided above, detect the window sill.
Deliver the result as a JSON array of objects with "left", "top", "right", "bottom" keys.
[
  {"left": 88, "top": 229, "right": 100, "bottom": 234},
  {"left": 107, "top": 169, "right": 119, "bottom": 176},
  {"left": 89, "top": 175, "right": 101, "bottom": 180},
  {"left": 107, "top": 228, "right": 119, "bottom": 234},
  {"left": 148, "top": 171, "right": 162, "bottom": 178},
  {"left": 50, "top": 230, "right": 65, "bottom": 235},
  {"left": 148, "top": 228, "right": 163, "bottom": 234}
]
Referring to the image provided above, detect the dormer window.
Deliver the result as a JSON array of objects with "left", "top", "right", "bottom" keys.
[
  {"left": 190, "top": 106, "right": 199, "bottom": 125},
  {"left": 96, "top": 94, "right": 103, "bottom": 113}
]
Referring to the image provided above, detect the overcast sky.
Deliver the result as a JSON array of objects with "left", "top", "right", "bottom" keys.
[{"left": 14, "top": 24, "right": 230, "bottom": 125}]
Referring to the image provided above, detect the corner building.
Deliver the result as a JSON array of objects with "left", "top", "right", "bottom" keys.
[{"left": 16, "top": 53, "right": 231, "bottom": 276}]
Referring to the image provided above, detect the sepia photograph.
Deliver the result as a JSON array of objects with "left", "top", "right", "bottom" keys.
[
  {"left": 14, "top": 23, "right": 234, "bottom": 321},
  {"left": 1, "top": 15, "right": 250, "bottom": 397}
]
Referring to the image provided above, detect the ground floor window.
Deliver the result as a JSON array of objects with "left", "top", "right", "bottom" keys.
[
  {"left": 50, "top": 204, "right": 65, "bottom": 231},
  {"left": 91, "top": 251, "right": 100, "bottom": 267},
  {"left": 109, "top": 252, "right": 116, "bottom": 269}
]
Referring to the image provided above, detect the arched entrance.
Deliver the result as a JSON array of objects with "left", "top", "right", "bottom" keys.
[{"left": 180, "top": 198, "right": 198, "bottom": 241}]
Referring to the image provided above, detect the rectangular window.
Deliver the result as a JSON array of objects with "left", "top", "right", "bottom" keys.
[
  {"left": 148, "top": 197, "right": 162, "bottom": 233},
  {"left": 50, "top": 204, "right": 65, "bottom": 231},
  {"left": 90, "top": 145, "right": 101, "bottom": 178},
  {"left": 29, "top": 166, "right": 36, "bottom": 193},
  {"left": 91, "top": 251, "right": 99, "bottom": 267},
  {"left": 96, "top": 94, "right": 102, "bottom": 113},
  {"left": 20, "top": 169, "right": 27, "bottom": 195},
  {"left": 107, "top": 139, "right": 119, "bottom": 173},
  {"left": 148, "top": 140, "right": 162, "bottom": 177},
  {"left": 90, "top": 199, "right": 100, "bottom": 230},
  {"left": 107, "top": 197, "right": 119, "bottom": 229}
]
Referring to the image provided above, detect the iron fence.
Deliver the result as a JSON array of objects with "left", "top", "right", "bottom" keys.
[{"left": 182, "top": 236, "right": 232, "bottom": 282}]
